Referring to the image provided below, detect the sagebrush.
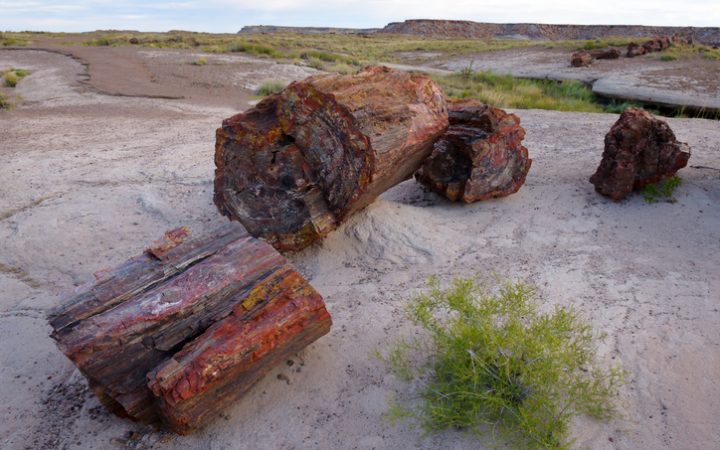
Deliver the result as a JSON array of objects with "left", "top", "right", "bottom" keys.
[{"left": 380, "top": 277, "right": 624, "bottom": 449}]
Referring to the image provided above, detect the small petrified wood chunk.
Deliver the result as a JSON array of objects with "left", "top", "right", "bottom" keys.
[
  {"left": 49, "top": 223, "right": 331, "bottom": 434},
  {"left": 589, "top": 108, "right": 690, "bottom": 200},
  {"left": 571, "top": 51, "right": 594, "bottom": 67},
  {"left": 415, "top": 100, "right": 532, "bottom": 203},
  {"left": 626, "top": 42, "right": 647, "bottom": 57},
  {"left": 214, "top": 66, "right": 448, "bottom": 252}
]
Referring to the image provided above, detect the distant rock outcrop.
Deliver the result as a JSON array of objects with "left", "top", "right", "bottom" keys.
[
  {"left": 415, "top": 100, "right": 531, "bottom": 203},
  {"left": 590, "top": 108, "right": 690, "bottom": 200},
  {"left": 380, "top": 20, "right": 720, "bottom": 45}
]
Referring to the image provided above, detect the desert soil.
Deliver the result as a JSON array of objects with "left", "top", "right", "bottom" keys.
[{"left": 1, "top": 48, "right": 719, "bottom": 450}]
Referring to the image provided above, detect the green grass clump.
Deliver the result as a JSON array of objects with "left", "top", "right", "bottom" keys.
[
  {"left": 2, "top": 68, "right": 29, "bottom": 88},
  {"left": 650, "top": 43, "right": 720, "bottom": 61},
  {"left": 437, "top": 70, "right": 603, "bottom": 112},
  {"left": 643, "top": 176, "right": 682, "bottom": 203},
  {"left": 3, "top": 71, "right": 18, "bottom": 87},
  {"left": 189, "top": 56, "right": 207, "bottom": 66},
  {"left": 0, "top": 32, "right": 31, "bottom": 47},
  {"left": 226, "top": 40, "right": 283, "bottom": 58},
  {"left": 380, "top": 277, "right": 623, "bottom": 449},
  {"left": 255, "top": 80, "right": 288, "bottom": 96},
  {"left": 0, "top": 92, "right": 10, "bottom": 110}
]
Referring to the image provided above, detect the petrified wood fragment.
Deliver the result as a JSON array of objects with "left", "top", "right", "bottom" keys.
[
  {"left": 49, "top": 223, "right": 331, "bottom": 434},
  {"left": 589, "top": 108, "right": 690, "bottom": 200},
  {"left": 214, "top": 66, "right": 448, "bottom": 251},
  {"left": 415, "top": 100, "right": 532, "bottom": 203},
  {"left": 571, "top": 51, "right": 594, "bottom": 67}
]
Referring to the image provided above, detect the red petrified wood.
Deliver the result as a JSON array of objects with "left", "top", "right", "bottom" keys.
[
  {"left": 49, "top": 223, "right": 331, "bottom": 434},
  {"left": 589, "top": 108, "right": 690, "bottom": 200},
  {"left": 415, "top": 100, "right": 532, "bottom": 203},
  {"left": 214, "top": 66, "right": 448, "bottom": 252}
]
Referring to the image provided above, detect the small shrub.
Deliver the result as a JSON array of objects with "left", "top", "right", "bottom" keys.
[
  {"left": 255, "top": 80, "right": 287, "bottom": 96},
  {"left": 658, "top": 54, "right": 677, "bottom": 61},
  {"left": 12, "top": 68, "right": 29, "bottom": 78},
  {"left": 189, "top": 57, "right": 207, "bottom": 66},
  {"left": 4, "top": 71, "right": 18, "bottom": 87},
  {"left": 643, "top": 176, "right": 682, "bottom": 203},
  {"left": 0, "top": 92, "right": 10, "bottom": 110},
  {"left": 380, "top": 277, "right": 624, "bottom": 449}
]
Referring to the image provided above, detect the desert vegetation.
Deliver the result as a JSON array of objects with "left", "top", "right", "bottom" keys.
[
  {"left": 380, "top": 277, "right": 624, "bottom": 449},
  {"left": 2, "top": 68, "right": 28, "bottom": 87},
  {"left": 643, "top": 176, "right": 683, "bottom": 203}
]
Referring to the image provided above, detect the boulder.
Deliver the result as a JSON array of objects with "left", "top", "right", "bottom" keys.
[
  {"left": 415, "top": 100, "right": 532, "bottom": 203},
  {"left": 589, "top": 108, "right": 690, "bottom": 200}
]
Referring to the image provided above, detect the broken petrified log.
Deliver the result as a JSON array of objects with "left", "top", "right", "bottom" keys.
[
  {"left": 627, "top": 37, "right": 671, "bottom": 57},
  {"left": 589, "top": 108, "right": 690, "bottom": 200},
  {"left": 626, "top": 42, "right": 646, "bottom": 57},
  {"left": 214, "top": 66, "right": 448, "bottom": 252},
  {"left": 415, "top": 100, "right": 532, "bottom": 203},
  {"left": 589, "top": 48, "right": 621, "bottom": 60},
  {"left": 571, "top": 51, "right": 594, "bottom": 67},
  {"left": 49, "top": 223, "right": 331, "bottom": 434}
]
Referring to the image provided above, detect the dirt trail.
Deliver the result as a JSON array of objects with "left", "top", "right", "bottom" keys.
[{"left": 1, "top": 49, "right": 719, "bottom": 450}]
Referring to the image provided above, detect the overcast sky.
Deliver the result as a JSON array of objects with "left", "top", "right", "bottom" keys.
[{"left": 2, "top": 0, "right": 718, "bottom": 32}]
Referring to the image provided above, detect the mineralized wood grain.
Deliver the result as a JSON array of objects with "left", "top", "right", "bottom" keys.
[
  {"left": 415, "top": 100, "right": 532, "bottom": 203},
  {"left": 49, "top": 223, "right": 331, "bottom": 433},
  {"left": 214, "top": 66, "right": 448, "bottom": 251}
]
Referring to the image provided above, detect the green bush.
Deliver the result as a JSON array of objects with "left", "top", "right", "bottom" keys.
[
  {"left": 255, "top": 80, "right": 287, "bottom": 96},
  {"left": 0, "top": 92, "right": 10, "bottom": 110},
  {"left": 4, "top": 71, "right": 18, "bottom": 87},
  {"left": 189, "top": 57, "right": 207, "bottom": 66},
  {"left": 380, "top": 277, "right": 623, "bottom": 449}
]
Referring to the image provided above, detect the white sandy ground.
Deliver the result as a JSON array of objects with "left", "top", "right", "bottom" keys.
[{"left": 1, "top": 49, "right": 719, "bottom": 450}]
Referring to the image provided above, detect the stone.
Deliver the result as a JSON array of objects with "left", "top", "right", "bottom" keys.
[
  {"left": 415, "top": 100, "right": 532, "bottom": 203},
  {"left": 589, "top": 108, "right": 691, "bottom": 200}
]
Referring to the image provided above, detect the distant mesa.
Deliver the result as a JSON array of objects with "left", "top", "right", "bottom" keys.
[{"left": 239, "top": 20, "right": 720, "bottom": 45}]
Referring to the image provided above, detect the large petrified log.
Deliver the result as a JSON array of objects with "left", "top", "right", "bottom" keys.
[
  {"left": 214, "top": 66, "right": 448, "bottom": 252},
  {"left": 589, "top": 108, "right": 690, "bottom": 200},
  {"left": 415, "top": 100, "right": 532, "bottom": 203},
  {"left": 589, "top": 48, "right": 621, "bottom": 59},
  {"left": 49, "top": 223, "right": 331, "bottom": 434},
  {"left": 627, "top": 37, "right": 671, "bottom": 57}
]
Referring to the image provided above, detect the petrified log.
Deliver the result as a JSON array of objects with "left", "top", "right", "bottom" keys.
[
  {"left": 214, "top": 66, "right": 448, "bottom": 252},
  {"left": 589, "top": 48, "right": 621, "bottom": 59},
  {"left": 415, "top": 100, "right": 531, "bottom": 203},
  {"left": 49, "top": 223, "right": 331, "bottom": 434},
  {"left": 571, "top": 51, "right": 594, "bottom": 67},
  {"left": 589, "top": 108, "right": 690, "bottom": 200},
  {"left": 626, "top": 42, "right": 646, "bottom": 57}
]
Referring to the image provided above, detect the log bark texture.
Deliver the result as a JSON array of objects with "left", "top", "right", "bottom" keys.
[
  {"left": 415, "top": 100, "right": 532, "bottom": 203},
  {"left": 49, "top": 223, "right": 331, "bottom": 434},
  {"left": 589, "top": 108, "right": 691, "bottom": 200},
  {"left": 214, "top": 66, "right": 448, "bottom": 251}
]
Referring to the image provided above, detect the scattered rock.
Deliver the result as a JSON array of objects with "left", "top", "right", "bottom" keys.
[
  {"left": 415, "top": 100, "right": 531, "bottom": 203},
  {"left": 589, "top": 108, "right": 690, "bottom": 200},
  {"left": 571, "top": 51, "right": 594, "bottom": 67}
]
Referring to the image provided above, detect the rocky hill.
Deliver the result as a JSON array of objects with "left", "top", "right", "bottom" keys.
[{"left": 381, "top": 20, "right": 720, "bottom": 45}]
